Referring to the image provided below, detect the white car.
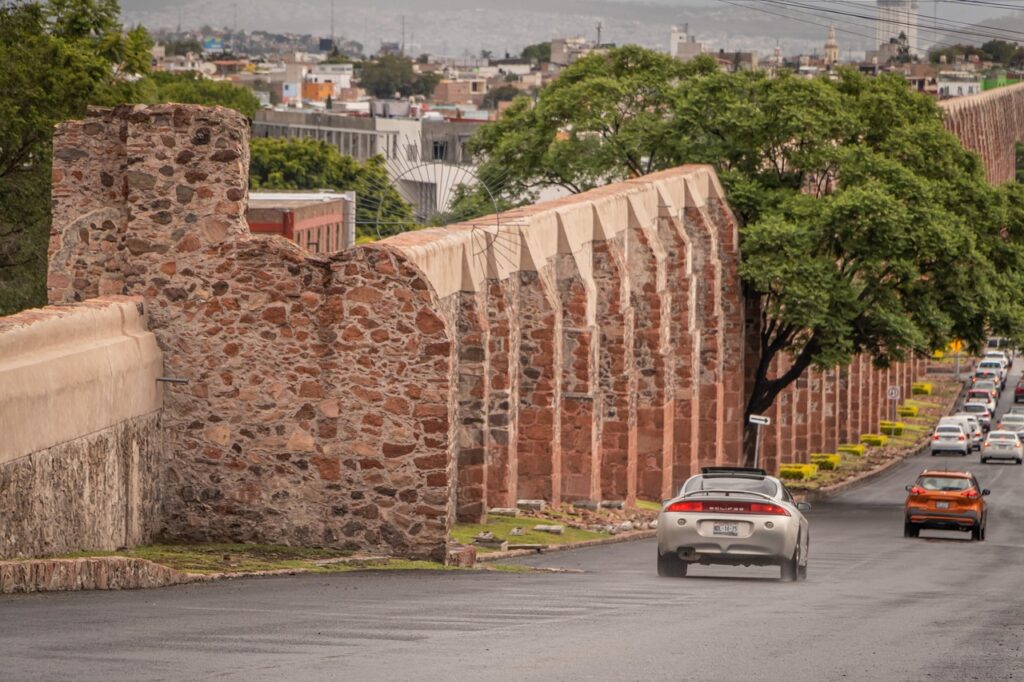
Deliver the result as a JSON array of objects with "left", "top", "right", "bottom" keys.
[
  {"left": 944, "top": 415, "right": 982, "bottom": 451},
  {"left": 961, "top": 402, "right": 993, "bottom": 431},
  {"left": 930, "top": 423, "right": 970, "bottom": 456},
  {"left": 983, "top": 351, "right": 1011, "bottom": 371},
  {"left": 977, "top": 359, "right": 1008, "bottom": 384},
  {"left": 657, "top": 467, "right": 811, "bottom": 581},
  {"left": 995, "top": 413, "right": 1024, "bottom": 435},
  {"left": 980, "top": 430, "right": 1024, "bottom": 464},
  {"left": 965, "top": 395, "right": 997, "bottom": 416}
]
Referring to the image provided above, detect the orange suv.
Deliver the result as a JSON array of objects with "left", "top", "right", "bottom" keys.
[{"left": 904, "top": 470, "right": 989, "bottom": 541}]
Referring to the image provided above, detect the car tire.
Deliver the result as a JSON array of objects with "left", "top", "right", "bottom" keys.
[
  {"left": 657, "top": 550, "right": 687, "bottom": 578},
  {"left": 1017, "top": 459, "right": 1023, "bottom": 465},
  {"left": 904, "top": 522, "right": 919, "bottom": 538},
  {"left": 981, "top": 458, "right": 988, "bottom": 464},
  {"left": 971, "top": 524, "right": 983, "bottom": 542},
  {"left": 781, "top": 542, "right": 801, "bottom": 582}
]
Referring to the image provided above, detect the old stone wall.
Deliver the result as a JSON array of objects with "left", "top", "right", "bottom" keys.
[
  {"left": 49, "top": 105, "right": 453, "bottom": 560},
  {"left": 0, "top": 297, "right": 163, "bottom": 558},
  {"left": 941, "top": 83, "right": 1024, "bottom": 184},
  {"left": 385, "top": 168, "right": 747, "bottom": 518},
  {"left": 32, "top": 96, "right": 1008, "bottom": 560}
]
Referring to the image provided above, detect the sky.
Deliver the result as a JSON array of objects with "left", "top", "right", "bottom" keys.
[{"left": 119, "top": 0, "right": 1024, "bottom": 58}]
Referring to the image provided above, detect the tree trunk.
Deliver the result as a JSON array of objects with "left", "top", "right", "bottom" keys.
[{"left": 741, "top": 339, "right": 818, "bottom": 469}]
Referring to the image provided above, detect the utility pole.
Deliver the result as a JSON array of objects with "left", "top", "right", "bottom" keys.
[
  {"left": 330, "top": 0, "right": 335, "bottom": 50},
  {"left": 596, "top": 20, "right": 603, "bottom": 46},
  {"left": 231, "top": 2, "right": 237, "bottom": 54},
  {"left": 401, "top": 15, "right": 406, "bottom": 56}
]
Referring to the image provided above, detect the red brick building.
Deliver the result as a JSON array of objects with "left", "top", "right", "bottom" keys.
[{"left": 246, "top": 191, "right": 356, "bottom": 253}]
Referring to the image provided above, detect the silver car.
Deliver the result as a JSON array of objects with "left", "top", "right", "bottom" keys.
[
  {"left": 657, "top": 467, "right": 811, "bottom": 581},
  {"left": 981, "top": 430, "right": 1024, "bottom": 464},
  {"left": 961, "top": 402, "right": 993, "bottom": 430},
  {"left": 930, "top": 423, "right": 969, "bottom": 456},
  {"left": 995, "top": 413, "right": 1024, "bottom": 436}
]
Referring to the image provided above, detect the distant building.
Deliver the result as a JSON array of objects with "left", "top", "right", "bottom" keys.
[
  {"left": 253, "top": 109, "right": 484, "bottom": 223},
  {"left": 716, "top": 50, "right": 759, "bottom": 72},
  {"left": 670, "top": 24, "right": 705, "bottom": 62},
  {"left": 246, "top": 191, "right": 357, "bottom": 253},
  {"left": 823, "top": 25, "right": 839, "bottom": 66},
  {"left": 937, "top": 71, "right": 982, "bottom": 98},
  {"left": 876, "top": 0, "right": 920, "bottom": 58},
  {"left": 550, "top": 37, "right": 612, "bottom": 68}
]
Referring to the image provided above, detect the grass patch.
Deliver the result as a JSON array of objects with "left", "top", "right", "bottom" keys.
[
  {"left": 634, "top": 499, "right": 663, "bottom": 512},
  {"left": 42, "top": 543, "right": 454, "bottom": 575},
  {"left": 452, "top": 515, "right": 607, "bottom": 553}
]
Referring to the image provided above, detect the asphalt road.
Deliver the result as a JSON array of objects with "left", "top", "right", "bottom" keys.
[{"left": 4, "top": 367, "right": 1024, "bottom": 681}]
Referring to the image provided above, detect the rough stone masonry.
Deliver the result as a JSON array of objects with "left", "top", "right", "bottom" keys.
[{"left": 30, "top": 83, "right": 1021, "bottom": 560}]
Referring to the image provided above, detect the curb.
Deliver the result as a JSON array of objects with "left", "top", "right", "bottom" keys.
[
  {"left": 0, "top": 557, "right": 206, "bottom": 595},
  {"left": 475, "top": 529, "right": 657, "bottom": 562},
  {"left": 800, "top": 381, "right": 963, "bottom": 504}
]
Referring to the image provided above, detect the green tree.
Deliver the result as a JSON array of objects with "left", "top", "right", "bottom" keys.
[
  {"left": 460, "top": 46, "right": 1022, "bottom": 462},
  {"left": 149, "top": 71, "right": 261, "bottom": 118},
  {"left": 980, "top": 39, "right": 1021, "bottom": 64},
  {"left": 481, "top": 85, "right": 522, "bottom": 110},
  {"left": 464, "top": 48, "right": 715, "bottom": 202},
  {"left": 520, "top": 42, "right": 551, "bottom": 63},
  {"left": 0, "top": 0, "right": 151, "bottom": 315},
  {"left": 249, "top": 138, "right": 414, "bottom": 238},
  {"left": 356, "top": 55, "right": 439, "bottom": 99},
  {"left": 162, "top": 37, "right": 202, "bottom": 56},
  {"left": 358, "top": 55, "right": 414, "bottom": 98}
]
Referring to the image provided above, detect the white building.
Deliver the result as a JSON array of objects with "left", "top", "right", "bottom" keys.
[
  {"left": 937, "top": 71, "right": 982, "bottom": 98},
  {"left": 670, "top": 24, "right": 706, "bottom": 62},
  {"left": 876, "top": 0, "right": 920, "bottom": 58}
]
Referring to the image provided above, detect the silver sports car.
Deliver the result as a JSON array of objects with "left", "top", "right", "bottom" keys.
[{"left": 657, "top": 467, "right": 811, "bottom": 581}]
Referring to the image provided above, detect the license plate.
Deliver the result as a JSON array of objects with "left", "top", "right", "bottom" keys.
[
  {"left": 936, "top": 501, "right": 950, "bottom": 509},
  {"left": 713, "top": 522, "right": 739, "bottom": 536}
]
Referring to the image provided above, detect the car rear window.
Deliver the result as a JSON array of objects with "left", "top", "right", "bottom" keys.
[
  {"left": 917, "top": 476, "right": 972, "bottom": 492},
  {"left": 963, "top": 404, "right": 988, "bottom": 413},
  {"left": 683, "top": 476, "right": 778, "bottom": 497},
  {"left": 936, "top": 426, "right": 962, "bottom": 434},
  {"left": 989, "top": 432, "right": 1017, "bottom": 441},
  {"left": 979, "top": 361, "right": 1002, "bottom": 369},
  {"left": 1000, "top": 416, "right": 1024, "bottom": 423}
]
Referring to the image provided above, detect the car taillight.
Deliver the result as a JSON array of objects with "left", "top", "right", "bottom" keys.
[
  {"left": 909, "top": 486, "right": 926, "bottom": 495},
  {"left": 665, "top": 501, "right": 703, "bottom": 512},
  {"left": 958, "top": 435, "right": 966, "bottom": 441},
  {"left": 962, "top": 489, "right": 979, "bottom": 499},
  {"left": 664, "top": 500, "right": 790, "bottom": 516},
  {"left": 933, "top": 435, "right": 940, "bottom": 440},
  {"left": 983, "top": 441, "right": 991, "bottom": 448}
]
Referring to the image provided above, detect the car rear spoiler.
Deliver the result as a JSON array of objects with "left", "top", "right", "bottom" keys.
[{"left": 700, "top": 466, "right": 767, "bottom": 477}]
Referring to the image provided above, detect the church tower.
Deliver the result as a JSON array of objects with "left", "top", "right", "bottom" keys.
[{"left": 824, "top": 24, "right": 839, "bottom": 66}]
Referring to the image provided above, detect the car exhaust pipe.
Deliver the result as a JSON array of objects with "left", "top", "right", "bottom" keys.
[{"left": 677, "top": 547, "right": 697, "bottom": 561}]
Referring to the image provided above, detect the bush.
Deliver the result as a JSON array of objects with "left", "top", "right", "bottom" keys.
[
  {"left": 838, "top": 444, "right": 866, "bottom": 456},
  {"left": 779, "top": 463, "right": 819, "bottom": 480},
  {"left": 880, "top": 421, "right": 905, "bottom": 436},
  {"left": 931, "top": 350, "right": 945, "bottom": 360},
  {"left": 810, "top": 453, "right": 842, "bottom": 470},
  {"left": 897, "top": 404, "right": 919, "bottom": 417},
  {"left": 912, "top": 382, "right": 933, "bottom": 395},
  {"left": 860, "top": 433, "right": 889, "bottom": 446}
]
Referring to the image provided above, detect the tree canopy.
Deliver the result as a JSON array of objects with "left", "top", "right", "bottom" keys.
[
  {"left": 357, "top": 55, "right": 440, "bottom": 99},
  {"left": 459, "top": 45, "right": 1024, "bottom": 462},
  {"left": 520, "top": 42, "right": 551, "bottom": 63},
  {"left": 249, "top": 137, "right": 414, "bottom": 238},
  {"left": 147, "top": 71, "right": 261, "bottom": 118},
  {"left": 0, "top": 0, "right": 152, "bottom": 315}
]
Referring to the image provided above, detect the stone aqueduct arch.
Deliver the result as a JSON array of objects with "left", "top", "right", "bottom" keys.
[{"left": 37, "top": 82, "right": 1022, "bottom": 559}]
